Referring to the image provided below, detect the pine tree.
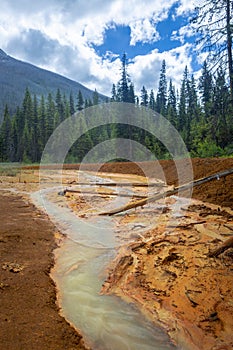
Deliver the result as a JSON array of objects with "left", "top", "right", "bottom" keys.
[
  {"left": 64, "top": 100, "right": 70, "bottom": 120},
  {"left": 22, "top": 88, "right": 33, "bottom": 127},
  {"left": 140, "top": 86, "right": 148, "bottom": 107},
  {"left": 21, "top": 121, "right": 31, "bottom": 163},
  {"left": 38, "top": 95, "right": 46, "bottom": 152},
  {"left": 156, "top": 60, "right": 167, "bottom": 115},
  {"left": 199, "top": 61, "right": 213, "bottom": 119},
  {"left": 167, "top": 80, "right": 177, "bottom": 127},
  {"left": 69, "top": 92, "right": 75, "bottom": 115},
  {"left": 178, "top": 67, "right": 188, "bottom": 131},
  {"left": 93, "top": 89, "right": 99, "bottom": 105},
  {"left": 30, "top": 94, "right": 39, "bottom": 162},
  {"left": 128, "top": 83, "right": 135, "bottom": 104},
  {"left": 47, "top": 93, "right": 56, "bottom": 137},
  {"left": 18, "top": 88, "right": 33, "bottom": 161},
  {"left": 55, "top": 88, "right": 65, "bottom": 122},
  {"left": 77, "top": 90, "right": 84, "bottom": 111},
  {"left": 149, "top": 90, "right": 156, "bottom": 110},
  {"left": 118, "top": 53, "right": 131, "bottom": 102},
  {"left": 188, "top": 75, "right": 200, "bottom": 123},
  {"left": 13, "top": 107, "right": 23, "bottom": 161},
  {"left": 191, "top": 0, "right": 233, "bottom": 102},
  {"left": 10, "top": 117, "right": 18, "bottom": 161},
  {"left": 210, "top": 67, "right": 231, "bottom": 148},
  {"left": 0, "top": 105, "right": 12, "bottom": 161},
  {"left": 111, "top": 84, "right": 117, "bottom": 101}
]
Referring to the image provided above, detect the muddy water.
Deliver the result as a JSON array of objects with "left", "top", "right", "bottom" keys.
[{"left": 31, "top": 183, "right": 177, "bottom": 350}]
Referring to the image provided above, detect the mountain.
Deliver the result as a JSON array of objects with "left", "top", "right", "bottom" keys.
[{"left": 0, "top": 49, "right": 106, "bottom": 121}]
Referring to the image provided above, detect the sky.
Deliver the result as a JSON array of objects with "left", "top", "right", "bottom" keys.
[{"left": 0, "top": 0, "right": 202, "bottom": 97}]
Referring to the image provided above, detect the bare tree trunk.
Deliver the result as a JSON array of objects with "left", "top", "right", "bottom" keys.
[
  {"left": 226, "top": 0, "right": 233, "bottom": 103},
  {"left": 208, "top": 236, "right": 233, "bottom": 257}
]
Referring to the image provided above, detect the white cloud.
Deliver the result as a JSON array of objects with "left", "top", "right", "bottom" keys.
[
  {"left": 0, "top": 0, "right": 198, "bottom": 96},
  {"left": 130, "top": 19, "right": 160, "bottom": 46},
  {"left": 129, "top": 43, "right": 193, "bottom": 96},
  {"left": 176, "top": 0, "right": 196, "bottom": 16},
  {"left": 171, "top": 23, "right": 194, "bottom": 44}
]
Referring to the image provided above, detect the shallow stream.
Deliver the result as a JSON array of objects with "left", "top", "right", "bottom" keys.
[{"left": 31, "top": 175, "right": 177, "bottom": 350}]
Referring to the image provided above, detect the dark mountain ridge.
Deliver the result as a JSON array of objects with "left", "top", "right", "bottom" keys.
[{"left": 0, "top": 49, "right": 106, "bottom": 121}]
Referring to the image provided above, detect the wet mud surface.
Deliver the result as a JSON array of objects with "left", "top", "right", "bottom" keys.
[
  {"left": 101, "top": 201, "right": 233, "bottom": 350},
  {"left": 0, "top": 157, "right": 233, "bottom": 349}
]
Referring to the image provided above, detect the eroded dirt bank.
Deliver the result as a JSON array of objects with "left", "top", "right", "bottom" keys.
[
  {"left": 0, "top": 191, "right": 88, "bottom": 350},
  {"left": 89, "top": 157, "right": 233, "bottom": 210}
]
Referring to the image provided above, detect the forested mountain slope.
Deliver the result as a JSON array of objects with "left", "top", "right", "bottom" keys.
[{"left": 0, "top": 49, "right": 105, "bottom": 121}]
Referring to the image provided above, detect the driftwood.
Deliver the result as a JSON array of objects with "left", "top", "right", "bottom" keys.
[
  {"left": 208, "top": 236, "right": 233, "bottom": 257},
  {"left": 63, "top": 188, "right": 147, "bottom": 198},
  {"left": 99, "top": 167, "right": 233, "bottom": 216},
  {"left": 169, "top": 220, "right": 206, "bottom": 229},
  {"left": 68, "top": 181, "right": 165, "bottom": 187}
]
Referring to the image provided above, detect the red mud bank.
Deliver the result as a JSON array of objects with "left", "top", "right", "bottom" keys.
[
  {"left": 28, "top": 157, "right": 233, "bottom": 208},
  {"left": 0, "top": 192, "right": 88, "bottom": 350},
  {"left": 98, "top": 157, "right": 233, "bottom": 210}
]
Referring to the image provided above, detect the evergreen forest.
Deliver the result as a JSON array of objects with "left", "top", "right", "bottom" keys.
[{"left": 0, "top": 55, "right": 233, "bottom": 163}]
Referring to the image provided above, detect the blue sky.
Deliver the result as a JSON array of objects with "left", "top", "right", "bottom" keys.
[
  {"left": 0, "top": 0, "right": 201, "bottom": 97},
  {"left": 93, "top": 3, "right": 189, "bottom": 59}
]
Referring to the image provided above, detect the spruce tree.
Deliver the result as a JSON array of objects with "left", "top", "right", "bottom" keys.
[
  {"left": 46, "top": 93, "right": 55, "bottom": 135},
  {"left": 111, "top": 84, "right": 117, "bottom": 101},
  {"left": 55, "top": 88, "right": 65, "bottom": 123},
  {"left": 210, "top": 67, "right": 231, "bottom": 148},
  {"left": 156, "top": 60, "right": 167, "bottom": 115},
  {"left": 38, "top": 95, "right": 46, "bottom": 151},
  {"left": 77, "top": 90, "right": 84, "bottom": 111},
  {"left": 140, "top": 86, "right": 148, "bottom": 107},
  {"left": 199, "top": 61, "right": 213, "bottom": 119},
  {"left": 118, "top": 53, "right": 131, "bottom": 102},
  {"left": 93, "top": 89, "right": 99, "bottom": 105},
  {"left": 0, "top": 105, "right": 12, "bottom": 161},
  {"left": 167, "top": 80, "right": 177, "bottom": 127},
  {"left": 149, "top": 90, "right": 156, "bottom": 111},
  {"left": 69, "top": 92, "right": 75, "bottom": 115},
  {"left": 30, "top": 94, "right": 39, "bottom": 162},
  {"left": 191, "top": 0, "right": 233, "bottom": 102},
  {"left": 128, "top": 83, "right": 135, "bottom": 104}
]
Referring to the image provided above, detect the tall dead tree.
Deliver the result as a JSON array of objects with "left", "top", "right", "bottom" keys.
[{"left": 192, "top": 0, "right": 233, "bottom": 103}]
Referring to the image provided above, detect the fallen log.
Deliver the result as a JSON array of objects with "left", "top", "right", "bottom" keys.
[
  {"left": 99, "top": 167, "right": 233, "bottom": 216},
  {"left": 208, "top": 236, "right": 233, "bottom": 257},
  {"left": 62, "top": 188, "right": 147, "bottom": 198},
  {"left": 68, "top": 181, "right": 165, "bottom": 187}
]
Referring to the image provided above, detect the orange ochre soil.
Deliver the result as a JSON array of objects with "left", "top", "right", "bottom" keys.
[
  {"left": 1, "top": 157, "right": 233, "bottom": 350},
  {"left": 85, "top": 158, "right": 233, "bottom": 350},
  {"left": 98, "top": 158, "right": 233, "bottom": 350}
]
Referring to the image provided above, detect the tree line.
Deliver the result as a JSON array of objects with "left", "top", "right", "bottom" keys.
[
  {"left": 0, "top": 53, "right": 233, "bottom": 163},
  {"left": 1, "top": 0, "right": 233, "bottom": 163},
  {"left": 0, "top": 88, "right": 101, "bottom": 163}
]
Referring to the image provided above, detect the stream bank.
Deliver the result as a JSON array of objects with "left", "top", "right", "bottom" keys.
[
  {"left": 0, "top": 158, "right": 233, "bottom": 349},
  {"left": 0, "top": 191, "right": 87, "bottom": 350},
  {"left": 61, "top": 171, "right": 233, "bottom": 350}
]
